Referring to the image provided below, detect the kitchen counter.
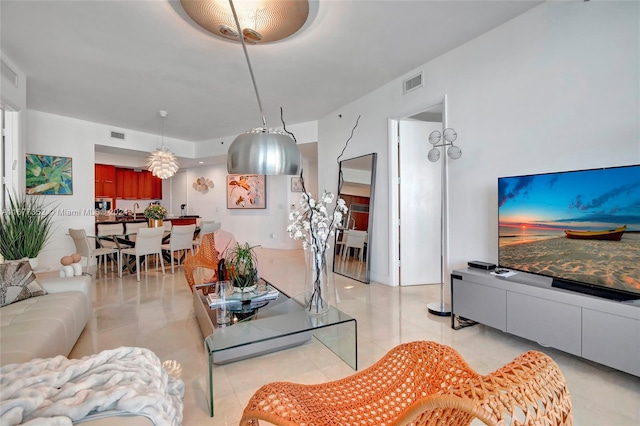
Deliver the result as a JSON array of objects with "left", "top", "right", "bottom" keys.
[
  {"left": 95, "top": 215, "right": 146, "bottom": 224},
  {"left": 94, "top": 215, "right": 200, "bottom": 225}
]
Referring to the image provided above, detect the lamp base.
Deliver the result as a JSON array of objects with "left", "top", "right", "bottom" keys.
[{"left": 427, "top": 302, "right": 451, "bottom": 317}]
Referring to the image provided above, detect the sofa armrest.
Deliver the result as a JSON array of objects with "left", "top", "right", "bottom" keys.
[{"left": 37, "top": 274, "right": 92, "bottom": 300}]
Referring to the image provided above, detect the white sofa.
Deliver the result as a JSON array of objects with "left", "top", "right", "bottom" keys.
[
  {"left": 0, "top": 273, "right": 92, "bottom": 367},
  {"left": 0, "top": 273, "right": 162, "bottom": 425}
]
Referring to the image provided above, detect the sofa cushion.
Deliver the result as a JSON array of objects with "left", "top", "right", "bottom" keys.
[
  {"left": 0, "top": 291, "right": 90, "bottom": 366},
  {"left": 0, "top": 260, "right": 47, "bottom": 307}
]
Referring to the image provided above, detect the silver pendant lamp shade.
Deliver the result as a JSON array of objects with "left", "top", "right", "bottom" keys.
[
  {"left": 223, "top": 0, "right": 302, "bottom": 175},
  {"left": 227, "top": 128, "right": 301, "bottom": 175}
]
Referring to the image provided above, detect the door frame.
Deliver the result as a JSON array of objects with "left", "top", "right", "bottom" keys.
[{"left": 387, "top": 94, "right": 448, "bottom": 287}]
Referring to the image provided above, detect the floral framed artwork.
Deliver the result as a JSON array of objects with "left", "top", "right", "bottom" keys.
[
  {"left": 25, "top": 154, "right": 73, "bottom": 195},
  {"left": 291, "top": 176, "right": 303, "bottom": 192},
  {"left": 227, "top": 174, "right": 266, "bottom": 209}
]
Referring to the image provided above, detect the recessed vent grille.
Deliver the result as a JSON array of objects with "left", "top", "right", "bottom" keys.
[
  {"left": 1, "top": 60, "right": 19, "bottom": 87},
  {"left": 403, "top": 72, "right": 423, "bottom": 94},
  {"left": 110, "top": 131, "right": 126, "bottom": 140}
]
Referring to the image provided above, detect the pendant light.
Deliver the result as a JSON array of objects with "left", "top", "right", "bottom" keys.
[
  {"left": 147, "top": 110, "right": 179, "bottom": 179},
  {"left": 224, "top": 0, "right": 302, "bottom": 175}
]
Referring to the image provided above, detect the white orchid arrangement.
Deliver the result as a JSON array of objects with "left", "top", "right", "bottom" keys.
[
  {"left": 287, "top": 191, "right": 348, "bottom": 254},
  {"left": 288, "top": 189, "right": 348, "bottom": 313},
  {"left": 280, "top": 108, "right": 360, "bottom": 313}
]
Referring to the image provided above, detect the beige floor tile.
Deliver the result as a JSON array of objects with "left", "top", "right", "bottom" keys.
[{"left": 69, "top": 247, "right": 640, "bottom": 426}]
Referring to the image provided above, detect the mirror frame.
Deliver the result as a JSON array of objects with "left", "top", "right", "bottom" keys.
[{"left": 333, "top": 152, "right": 377, "bottom": 283}]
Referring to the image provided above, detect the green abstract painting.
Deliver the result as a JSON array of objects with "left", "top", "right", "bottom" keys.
[{"left": 26, "top": 154, "right": 73, "bottom": 195}]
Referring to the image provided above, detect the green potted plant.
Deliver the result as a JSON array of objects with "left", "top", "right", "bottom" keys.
[
  {"left": 226, "top": 242, "right": 259, "bottom": 292},
  {"left": 0, "top": 193, "right": 57, "bottom": 267},
  {"left": 143, "top": 203, "right": 167, "bottom": 228}
]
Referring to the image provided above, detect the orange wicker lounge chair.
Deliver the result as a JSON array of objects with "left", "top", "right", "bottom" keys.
[
  {"left": 183, "top": 233, "right": 220, "bottom": 292},
  {"left": 240, "top": 341, "right": 572, "bottom": 426}
]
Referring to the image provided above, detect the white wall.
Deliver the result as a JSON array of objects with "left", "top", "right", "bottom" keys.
[
  {"left": 184, "top": 155, "right": 317, "bottom": 250},
  {"left": 317, "top": 1, "right": 640, "bottom": 287},
  {"left": 25, "top": 111, "right": 98, "bottom": 268},
  {"left": 22, "top": 110, "right": 318, "bottom": 268}
]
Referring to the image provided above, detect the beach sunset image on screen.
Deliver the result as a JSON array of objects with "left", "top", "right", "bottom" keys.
[{"left": 498, "top": 165, "right": 640, "bottom": 297}]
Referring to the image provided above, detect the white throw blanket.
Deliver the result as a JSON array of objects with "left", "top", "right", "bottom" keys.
[{"left": 0, "top": 347, "right": 184, "bottom": 426}]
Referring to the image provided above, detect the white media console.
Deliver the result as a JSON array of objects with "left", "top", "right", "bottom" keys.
[{"left": 451, "top": 267, "right": 640, "bottom": 377}]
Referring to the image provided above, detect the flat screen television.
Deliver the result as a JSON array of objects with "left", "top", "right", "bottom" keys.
[{"left": 498, "top": 164, "right": 640, "bottom": 301}]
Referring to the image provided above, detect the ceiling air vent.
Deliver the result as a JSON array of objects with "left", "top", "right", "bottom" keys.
[
  {"left": 403, "top": 72, "right": 423, "bottom": 94},
  {"left": 1, "top": 60, "right": 19, "bottom": 87},
  {"left": 110, "top": 131, "right": 126, "bottom": 140}
]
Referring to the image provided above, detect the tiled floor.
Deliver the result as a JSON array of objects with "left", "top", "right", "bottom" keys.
[{"left": 70, "top": 248, "right": 640, "bottom": 425}]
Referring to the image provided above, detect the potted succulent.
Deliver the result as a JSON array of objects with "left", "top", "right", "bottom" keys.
[
  {"left": 143, "top": 203, "right": 167, "bottom": 228},
  {"left": 0, "top": 193, "right": 57, "bottom": 268},
  {"left": 226, "top": 242, "right": 259, "bottom": 292}
]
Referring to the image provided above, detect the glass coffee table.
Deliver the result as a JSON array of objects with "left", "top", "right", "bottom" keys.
[{"left": 192, "top": 279, "right": 358, "bottom": 417}]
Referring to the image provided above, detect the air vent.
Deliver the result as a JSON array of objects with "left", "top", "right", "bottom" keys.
[
  {"left": 1, "top": 60, "right": 19, "bottom": 87},
  {"left": 110, "top": 131, "right": 126, "bottom": 140},
  {"left": 403, "top": 72, "right": 423, "bottom": 94}
]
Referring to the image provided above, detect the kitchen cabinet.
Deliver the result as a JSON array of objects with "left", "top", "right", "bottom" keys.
[
  {"left": 138, "top": 170, "right": 162, "bottom": 199},
  {"left": 95, "top": 164, "right": 116, "bottom": 198},
  {"left": 341, "top": 195, "right": 370, "bottom": 230},
  {"left": 113, "top": 167, "right": 162, "bottom": 200}
]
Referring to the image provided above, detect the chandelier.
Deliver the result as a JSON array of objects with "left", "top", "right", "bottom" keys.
[{"left": 147, "top": 110, "right": 179, "bottom": 179}]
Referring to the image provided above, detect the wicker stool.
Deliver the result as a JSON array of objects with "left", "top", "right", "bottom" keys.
[{"left": 240, "top": 341, "right": 572, "bottom": 426}]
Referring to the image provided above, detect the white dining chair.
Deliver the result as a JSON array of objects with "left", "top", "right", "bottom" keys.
[
  {"left": 162, "top": 224, "right": 196, "bottom": 274},
  {"left": 96, "top": 223, "right": 124, "bottom": 250},
  {"left": 120, "top": 227, "right": 165, "bottom": 281},
  {"left": 193, "top": 221, "right": 221, "bottom": 251},
  {"left": 163, "top": 220, "right": 173, "bottom": 231},
  {"left": 69, "top": 228, "right": 120, "bottom": 276},
  {"left": 124, "top": 221, "right": 148, "bottom": 242},
  {"left": 334, "top": 229, "right": 347, "bottom": 258},
  {"left": 342, "top": 230, "right": 367, "bottom": 264}
]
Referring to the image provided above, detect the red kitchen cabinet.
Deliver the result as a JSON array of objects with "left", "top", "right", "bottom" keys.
[
  {"left": 114, "top": 168, "right": 162, "bottom": 200},
  {"left": 95, "top": 164, "right": 116, "bottom": 198}
]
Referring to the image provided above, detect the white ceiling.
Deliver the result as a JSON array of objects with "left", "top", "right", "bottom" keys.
[{"left": 1, "top": 0, "right": 541, "bottom": 164}]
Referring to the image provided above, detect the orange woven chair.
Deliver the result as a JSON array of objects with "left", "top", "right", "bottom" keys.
[
  {"left": 240, "top": 341, "right": 572, "bottom": 426},
  {"left": 183, "top": 233, "right": 220, "bottom": 292}
]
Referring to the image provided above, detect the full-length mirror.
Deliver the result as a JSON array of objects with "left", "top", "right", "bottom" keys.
[{"left": 333, "top": 153, "right": 377, "bottom": 283}]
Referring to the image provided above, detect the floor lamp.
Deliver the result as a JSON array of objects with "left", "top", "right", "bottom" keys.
[{"left": 426, "top": 128, "right": 462, "bottom": 316}]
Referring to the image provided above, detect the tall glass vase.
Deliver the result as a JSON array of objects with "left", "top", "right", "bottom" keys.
[{"left": 304, "top": 249, "right": 331, "bottom": 315}]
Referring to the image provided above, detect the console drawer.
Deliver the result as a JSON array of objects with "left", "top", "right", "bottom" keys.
[
  {"left": 452, "top": 278, "right": 506, "bottom": 331},
  {"left": 507, "top": 292, "right": 581, "bottom": 355}
]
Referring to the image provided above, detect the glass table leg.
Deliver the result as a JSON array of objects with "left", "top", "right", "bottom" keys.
[{"left": 206, "top": 339, "right": 214, "bottom": 417}]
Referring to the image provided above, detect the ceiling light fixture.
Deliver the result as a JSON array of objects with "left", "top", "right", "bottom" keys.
[
  {"left": 222, "top": 0, "right": 302, "bottom": 175},
  {"left": 147, "top": 110, "right": 179, "bottom": 179},
  {"left": 180, "top": 0, "right": 309, "bottom": 44}
]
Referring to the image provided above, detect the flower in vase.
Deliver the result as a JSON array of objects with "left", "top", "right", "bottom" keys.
[
  {"left": 288, "top": 190, "right": 348, "bottom": 313},
  {"left": 287, "top": 191, "right": 347, "bottom": 254}
]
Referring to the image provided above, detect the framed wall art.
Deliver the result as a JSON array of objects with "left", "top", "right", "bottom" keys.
[
  {"left": 25, "top": 153, "right": 73, "bottom": 195},
  {"left": 291, "top": 176, "right": 303, "bottom": 192},
  {"left": 227, "top": 174, "right": 266, "bottom": 209}
]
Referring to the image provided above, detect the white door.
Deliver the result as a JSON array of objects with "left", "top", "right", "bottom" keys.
[{"left": 399, "top": 119, "right": 442, "bottom": 285}]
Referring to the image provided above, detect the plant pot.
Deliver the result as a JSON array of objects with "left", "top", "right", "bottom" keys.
[
  {"left": 148, "top": 219, "right": 163, "bottom": 228},
  {"left": 28, "top": 257, "right": 39, "bottom": 270}
]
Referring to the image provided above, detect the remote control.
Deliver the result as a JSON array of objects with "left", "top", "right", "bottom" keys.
[{"left": 494, "top": 268, "right": 510, "bottom": 274}]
